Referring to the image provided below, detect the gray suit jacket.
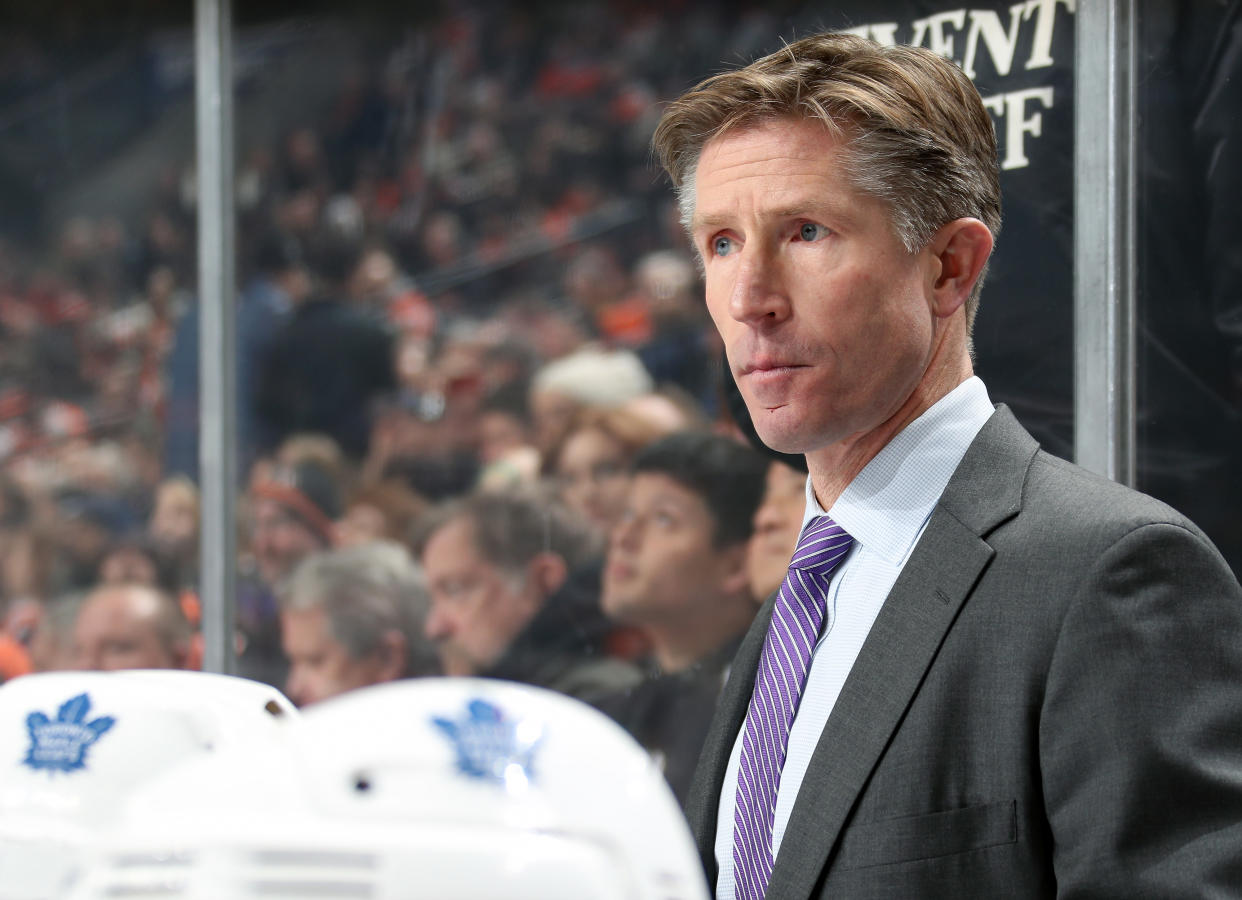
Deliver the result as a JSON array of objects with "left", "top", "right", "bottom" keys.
[{"left": 687, "top": 406, "right": 1242, "bottom": 898}]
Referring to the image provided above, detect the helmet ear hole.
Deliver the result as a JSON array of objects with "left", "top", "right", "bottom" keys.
[{"left": 353, "top": 772, "right": 373, "bottom": 793}]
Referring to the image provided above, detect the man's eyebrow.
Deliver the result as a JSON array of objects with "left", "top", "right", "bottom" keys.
[
  {"left": 691, "top": 202, "right": 850, "bottom": 231},
  {"left": 689, "top": 212, "right": 733, "bottom": 231}
]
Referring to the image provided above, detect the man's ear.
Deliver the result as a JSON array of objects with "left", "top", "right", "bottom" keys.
[
  {"left": 928, "top": 217, "right": 993, "bottom": 319},
  {"left": 375, "top": 630, "right": 408, "bottom": 682},
  {"left": 717, "top": 542, "right": 752, "bottom": 598},
  {"left": 178, "top": 633, "right": 203, "bottom": 671},
  {"left": 527, "top": 552, "right": 569, "bottom": 600}
]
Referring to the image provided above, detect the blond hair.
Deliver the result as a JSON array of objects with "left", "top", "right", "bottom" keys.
[{"left": 652, "top": 32, "right": 1001, "bottom": 330}]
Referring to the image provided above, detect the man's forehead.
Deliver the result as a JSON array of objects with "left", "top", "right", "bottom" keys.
[
  {"left": 282, "top": 606, "right": 332, "bottom": 641},
  {"left": 427, "top": 515, "right": 481, "bottom": 556},
  {"left": 254, "top": 498, "right": 302, "bottom": 525},
  {"left": 632, "top": 472, "right": 711, "bottom": 515},
  {"left": 699, "top": 115, "right": 841, "bottom": 166},
  {"left": 85, "top": 586, "right": 160, "bottom": 618},
  {"left": 691, "top": 136, "right": 862, "bottom": 230}
]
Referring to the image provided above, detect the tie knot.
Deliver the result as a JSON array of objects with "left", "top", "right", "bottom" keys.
[{"left": 789, "top": 515, "right": 853, "bottom": 577}]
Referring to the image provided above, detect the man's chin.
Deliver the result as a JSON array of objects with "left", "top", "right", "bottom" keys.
[
  {"left": 600, "top": 589, "right": 637, "bottom": 623},
  {"left": 745, "top": 402, "right": 796, "bottom": 446},
  {"left": 752, "top": 420, "right": 815, "bottom": 456},
  {"left": 439, "top": 651, "right": 477, "bottom": 678}
]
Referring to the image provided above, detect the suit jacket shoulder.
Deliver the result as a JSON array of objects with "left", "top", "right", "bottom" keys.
[{"left": 688, "top": 405, "right": 1242, "bottom": 899}]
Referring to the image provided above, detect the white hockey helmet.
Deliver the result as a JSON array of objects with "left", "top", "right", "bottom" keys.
[
  {"left": 0, "top": 669, "right": 296, "bottom": 900},
  {"left": 74, "top": 678, "right": 709, "bottom": 900}
]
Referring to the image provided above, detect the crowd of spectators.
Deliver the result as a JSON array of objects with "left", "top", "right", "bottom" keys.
[{"left": 0, "top": 1, "right": 816, "bottom": 798}]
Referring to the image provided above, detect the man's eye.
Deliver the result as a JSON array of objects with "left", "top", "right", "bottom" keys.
[
  {"left": 713, "top": 236, "right": 735, "bottom": 257},
  {"left": 798, "top": 223, "right": 828, "bottom": 242}
]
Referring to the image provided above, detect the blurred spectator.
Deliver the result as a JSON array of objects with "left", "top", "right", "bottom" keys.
[
  {"left": 274, "top": 431, "right": 351, "bottom": 474},
  {"left": 334, "top": 477, "right": 428, "bottom": 549},
  {"left": 270, "top": 432, "right": 356, "bottom": 501},
  {"left": 248, "top": 461, "right": 342, "bottom": 588},
  {"left": 599, "top": 431, "right": 766, "bottom": 802},
  {"left": 603, "top": 432, "right": 766, "bottom": 669},
  {"left": 147, "top": 474, "right": 200, "bottom": 590},
  {"left": 562, "top": 244, "right": 646, "bottom": 345},
  {"left": 54, "top": 490, "right": 139, "bottom": 590},
  {"left": 621, "top": 385, "right": 710, "bottom": 435},
  {"left": 25, "top": 591, "right": 85, "bottom": 672},
  {"left": 148, "top": 475, "right": 200, "bottom": 551},
  {"left": 474, "top": 334, "right": 541, "bottom": 399},
  {"left": 499, "top": 296, "right": 592, "bottom": 364},
  {"left": 1, "top": 597, "right": 40, "bottom": 654},
  {"left": 164, "top": 233, "right": 297, "bottom": 479},
  {"left": 415, "top": 487, "right": 639, "bottom": 708},
  {"left": 746, "top": 459, "right": 809, "bottom": 603},
  {"left": 475, "top": 380, "right": 541, "bottom": 489},
  {"left": 238, "top": 460, "right": 344, "bottom": 684},
  {"left": 0, "top": 473, "right": 47, "bottom": 609},
  {"left": 545, "top": 405, "right": 672, "bottom": 539},
  {"left": 418, "top": 320, "right": 504, "bottom": 469},
  {"left": 0, "top": 630, "right": 32, "bottom": 683},
  {"left": 255, "top": 241, "right": 397, "bottom": 461},
  {"left": 528, "top": 345, "right": 654, "bottom": 455},
  {"left": 71, "top": 583, "right": 196, "bottom": 671},
  {"left": 631, "top": 250, "right": 717, "bottom": 409},
  {"left": 97, "top": 536, "right": 178, "bottom": 593},
  {"left": 362, "top": 390, "right": 480, "bottom": 501},
  {"left": 278, "top": 540, "right": 437, "bottom": 706}
]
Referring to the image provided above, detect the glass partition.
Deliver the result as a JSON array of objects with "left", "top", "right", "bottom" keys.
[
  {"left": 14, "top": 2, "right": 1238, "bottom": 819},
  {"left": 0, "top": 7, "right": 199, "bottom": 678},
  {"left": 1134, "top": 2, "right": 1242, "bottom": 574},
  {"left": 0, "top": 0, "right": 1090, "bottom": 795}
]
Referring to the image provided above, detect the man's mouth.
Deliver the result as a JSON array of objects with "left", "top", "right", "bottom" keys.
[
  {"left": 738, "top": 355, "right": 806, "bottom": 376},
  {"left": 606, "top": 561, "right": 633, "bottom": 582}
]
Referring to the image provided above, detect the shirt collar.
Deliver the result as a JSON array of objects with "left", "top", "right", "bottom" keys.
[{"left": 802, "top": 376, "right": 995, "bottom": 566}]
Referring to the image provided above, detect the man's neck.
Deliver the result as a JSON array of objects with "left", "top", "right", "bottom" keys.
[
  {"left": 647, "top": 596, "right": 754, "bottom": 674},
  {"left": 806, "top": 357, "right": 972, "bottom": 512}
]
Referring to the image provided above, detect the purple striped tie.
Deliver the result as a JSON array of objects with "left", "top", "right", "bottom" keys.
[{"left": 732, "top": 515, "right": 853, "bottom": 899}]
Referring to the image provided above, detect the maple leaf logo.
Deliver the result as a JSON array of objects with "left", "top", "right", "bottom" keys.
[
  {"left": 23, "top": 693, "right": 116, "bottom": 774},
  {"left": 432, "top": 698, "right": 542, "bottom": 786}
]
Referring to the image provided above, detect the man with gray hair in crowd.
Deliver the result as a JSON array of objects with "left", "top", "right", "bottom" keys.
[
  {"left": 416, "top": 488, "right": 640, "bottom": 709},
  {"left": 278, "top": 540, "right": 438, "bottom": 706}
]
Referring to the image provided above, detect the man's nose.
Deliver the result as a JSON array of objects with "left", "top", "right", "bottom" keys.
[
  {"left": 753, "top": 502, "right": 780, "bottom": 533},
  {"left": 423, "top": 605, "right": 451, "bottom": 640},
  {"left": 610, "top": 513, "right": 639, "bottom": 550},
  {"left": 729, "top": 250, "right": 790, "bottom": 325},
  {"left": 285, "top": 668, "right": 308, "bottom": 707}
]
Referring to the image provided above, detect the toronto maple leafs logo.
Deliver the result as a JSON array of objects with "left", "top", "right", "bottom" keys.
[
  {"left": 22, "top": 693, "right": 116, "bottom": 774},
  {"left": 432, "top": 698, "right": 542, "bottom": 788}
]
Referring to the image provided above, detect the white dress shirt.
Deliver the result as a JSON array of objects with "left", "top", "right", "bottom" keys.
[{"left": 714, "top": 377, "right": 996, "bottom": 899}]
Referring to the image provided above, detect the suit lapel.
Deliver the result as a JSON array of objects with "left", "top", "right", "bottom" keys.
[
  {"left": 764, "top": 510, "right": 992, "bottom": 897},
  {"left": 766, "top": 406, "right": 1038, "bottom": 898},
  {"left": 684, "top": 594, "right": 774, "bottom": 881}
]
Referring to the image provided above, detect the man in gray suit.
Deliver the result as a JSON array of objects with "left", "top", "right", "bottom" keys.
[{"left": 652, "top": 32, "right": 1242, "bottom": 899}]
